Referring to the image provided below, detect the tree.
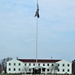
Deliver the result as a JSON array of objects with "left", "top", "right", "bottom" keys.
[
  {"left": 1, "top": 57, "right": 12, "bottom": 73},
  {"left": 0, "top": 63, "right": 3, "bottom": 73},
  {"left": 49, "top": 66, "right": 53, "bottom": 74},
  {"left": 53, "top": 63, "right": 59, "bottom": 73},
  {"left": 49, "top": 63, "right": 58, "bottom": 74},
  {"left": 23, "top": 66, "right": 29, "bottom": 74}
]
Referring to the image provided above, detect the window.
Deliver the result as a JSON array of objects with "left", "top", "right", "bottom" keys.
[
  {"left": 13, "top": 68, "right": 16, "bottom": 71},
  {"left": 43, "top": 64, "right": 45, "bottom": 66},
  {"left": 19, "top": 63, "right": 21, "bottom": 66},
  {"left": 18, "top": 68, "right": 20, "bottom": 71},
  {"left": 67, "top": 69, "right": 70, "bottom": 72},
  {"left": 47, "top": 69, "right": 49, "bottom": 71},
  {"left": 62, "top": 69, "right": 64, "bottom": 72},
  {"left": 29, "top": 69, "right": 31, "bottom": 71},
  {"left": 14, "top": 63, "right": 16, "bottom": 66},
  {"left": 58, "top": 69, "right": 59, "bottom": 72},
  {"left": 9, "top": 63, "right": 11, "bottom": 66},
  {"left": 67, "top": 64, "right": 69, "bottom": 67},
  {"left": 25, "top": 63, "right": 26, "bottom": 66},
  {"left": 29, "top": 63, "right": 31, "bottom": 66},
  {"left": 58, "top": 64, "right": 60, "bottom": 66},
  {"left": 47, "top": 63, "right": 49, "bottom": 66},
  {"left": 62, "top": 64, "right": 65, "bottom": 66},
  {"left": 9, "top": 68, "right": 11, "bottom": 71},
  {"left": 33, "top": 63, "right": 35, "bottom": 66},
  {"left": 38, "top": 63, "right": 40, "bottom": 66},
  {"left": 52, "top": 64, "right": 54, "bottom": 66}
]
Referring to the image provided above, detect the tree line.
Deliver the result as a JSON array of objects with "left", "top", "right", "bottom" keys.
[{"left": 0, "top": 57, "right": 12, "bottom": 73}]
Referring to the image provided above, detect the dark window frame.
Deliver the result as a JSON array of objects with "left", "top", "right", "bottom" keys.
[
  {"left": 67, "top": 64, "right": 70, "bottom": 67},
  {"left": 18, "top": 68, "right": 20, "bottom": 71},
  {"left": 52, "top": 64, "right": 54, "bottom": 66},
  {"left": 13, "top": 68, "right": 16, "bottom": 71},
  {"left": 43, "top": 63, "right": 45, "bottom": 66},
  {"left": 67, "top": 69, "right": 70, "bottom": 72},
  {"left": 9, "top": 63, "right": 11, "bottom": 66},
  {"left": 29, "top": 69, "right": 31, "bottom": 71},
  {"left": 14, "top": 63, "right": 16, "bottom": 66},
  {"left": 19, "top": 63, "right": 21, "bottom": 66},
  {"left": 29, "top": 63, "right": 31, "bottom": 66},
  {"left": 9, "top": 68, "right": 11, "bottom": 71},
  {"left": 47, "top": 69, "right": 49, "bottom": 71},
  {"left": 47, "top": 63, "right": 49, "bottom": 66},
  {"left": 58, "top": 64, "right": 60, "bottom": 66},
  {"left": 25, "top": 63, "right": 26, "bottom": 66},
  {"left": 58, "top": 69, "right": 59, "bottom": 72},
  {"left": 62, "top": 64, "right": 65, "bottom": 66},
  {"left": 38, "top": 63, "right": 40, "bottom": 66},
  {"left": 33, "top": 63, "right": 35, "bottom": 66},
  {"left": 62, "top": 69, "right": 65, "bottom": 72}
]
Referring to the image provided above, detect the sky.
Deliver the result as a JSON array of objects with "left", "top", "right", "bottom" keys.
[{"left": 0, "top": 0, "right": 75, "bottom": 61}]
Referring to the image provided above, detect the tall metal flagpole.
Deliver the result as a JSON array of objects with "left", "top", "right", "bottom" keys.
[{"left": 36, "top": 0, "right": 38, "bottom": 69}]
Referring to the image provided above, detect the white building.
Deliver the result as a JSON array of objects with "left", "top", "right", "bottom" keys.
[
  {"left": 6, "top": 59, "right": 72, "bottom": 74},
  {"left": 56, "top": 60, "right": 72, "bottom": 74}
]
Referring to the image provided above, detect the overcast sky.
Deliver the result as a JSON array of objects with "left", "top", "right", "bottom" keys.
[{"left": 0, "top": 0, "right": 75, "bottom": 61}]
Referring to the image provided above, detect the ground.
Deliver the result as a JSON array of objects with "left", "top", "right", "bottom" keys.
[{"left": 0, "top": 74, "right": 72, "bottom": 75}]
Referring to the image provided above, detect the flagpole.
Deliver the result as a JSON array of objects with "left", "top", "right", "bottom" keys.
[
  {"left": 36, "top": 0, "right": 38, "bottom": 69},
  {"left": 37, "top": 0, "right": 38, "bottom": 4},
  {"left": 36, "top": 15, "right": 38, "bottom": 69}
]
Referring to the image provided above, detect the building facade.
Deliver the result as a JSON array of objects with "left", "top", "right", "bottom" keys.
[{"left": 6, "top": 59, "right": 72, "bottom": 74}]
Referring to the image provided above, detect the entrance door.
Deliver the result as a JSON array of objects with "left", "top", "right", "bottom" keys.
[{"left": 33, "top": 68, "right": 41, "bottom": 74}]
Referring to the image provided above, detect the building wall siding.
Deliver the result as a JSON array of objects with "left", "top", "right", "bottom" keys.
[{"left": 6, "top": 59, "right": 72, "bottom": 74}]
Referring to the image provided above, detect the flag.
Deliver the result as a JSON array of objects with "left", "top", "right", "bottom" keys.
[{"left": 34, "top": 3, "right": 39, "bottom": 18}]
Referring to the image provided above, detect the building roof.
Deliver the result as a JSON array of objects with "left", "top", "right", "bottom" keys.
[{"left": 18, "top": 59, "right": 60, "bottom": 63}]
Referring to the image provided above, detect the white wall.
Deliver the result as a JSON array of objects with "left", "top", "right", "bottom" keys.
[
  {"left": 56, "top": 60, "right": 72, "bottom": 74},
  {"left": 6, "top": 59, "right": 72, "bottom": 74},
  {"left": 7, "top": 59, "right": 24, "bottom": 73}
]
